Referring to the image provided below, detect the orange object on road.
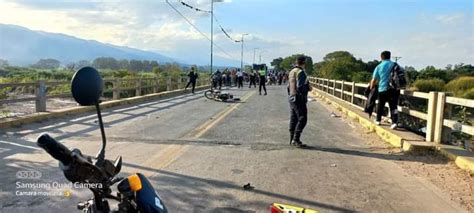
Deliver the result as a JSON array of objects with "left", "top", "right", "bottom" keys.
[{"left": 270, "top": 203, "right": 319, "bottom": 213}]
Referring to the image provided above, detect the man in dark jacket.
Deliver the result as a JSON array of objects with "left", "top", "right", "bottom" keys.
[
  {"left": 185, "top": 67, "right": 199, "bottom": 94},
  {"left": 288, "top": 56, "right": 312, "bottom": 148},
  {"left": 258, "top": 66, "right": 267, "bottom": 95},
  {"left": 212, "top": 70, "right": 222, "bottom": 90},
  {"left": 249, "top": 70, "right": 257, "bottom": 88},
  {"left": 364, "top": 85, "right": 378, "bottom": 118}
]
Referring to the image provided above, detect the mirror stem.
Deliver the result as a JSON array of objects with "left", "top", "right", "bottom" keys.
[{"left": 95, "top": 102, "right": 106, "bottom": 162}]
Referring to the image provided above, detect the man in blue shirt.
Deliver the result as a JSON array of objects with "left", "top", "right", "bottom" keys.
[{"left": 370, "top": 51, "right": 400, "bottom": 129}]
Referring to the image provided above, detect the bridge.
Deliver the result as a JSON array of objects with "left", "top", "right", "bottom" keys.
[{"left": 0, "top": 78, "right": 473, "bottom": 212}]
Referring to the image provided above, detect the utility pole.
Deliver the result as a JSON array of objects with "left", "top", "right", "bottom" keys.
[
  {"left": 253, "top": 48, "right": 259, "bottom": 64},
  {"left": 259, "top": 50, "right": 267, "bottom": 64},
  {"left": 240, "top": 33, "right": 248, "bottom": 72},
  {"left": 210, "top": 0, "right": 214, "bottom": 74},
  {"left": 394, "top": 56, "right": 402, "bottom": 63}
]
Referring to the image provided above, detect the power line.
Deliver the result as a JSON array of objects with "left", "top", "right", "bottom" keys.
[
  {"left": 165, "top": 0, "right": 236, "bottom": 59},
  {"left": 178, "top": 1, "right": 240, "bottom": 44},
  {"left": 213, "top": 15, "right": 240, "bottom": 42},
  {"left": 178, "top": 0, "right": 211, "bottom": 13}
]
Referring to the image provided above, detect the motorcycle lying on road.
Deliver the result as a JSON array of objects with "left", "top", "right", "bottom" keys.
[
  {"left": 204, "top": 78, "right": 240, "bottom": 102},
  {"left": 36, "top": 67, "right": 167, "bottom": 213}
]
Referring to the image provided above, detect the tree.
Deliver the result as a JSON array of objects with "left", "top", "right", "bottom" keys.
[
  {"left": 270, "top": 57, "right": 283, "bottom": 71},
  {"left": 0, "top": 59, "right": 8, "bottom": 68},
  {"left": 316, "top": 51, "right": 365, "bottom": 81},
  {"left": 66, "top": 62, "right": 76, "bottom": 70},
  {"left": 150, "top": 60, "right": 159, "bottom": 69},
  {"left": 405, "top": 66, "right": 418, "bottom": 84},
  {"left": 143, "top": 60, "right": 151, "bottom": 72},
  {"left": 32, "top": 58, "right": 61, "bottom": 69},
  {"left": 418, "top": 66, "right": 449, "bottom": 82},
  {"left": 365, "top": 60, "right": 380, "bottom": 73},
  {"left": 452, "top": 63, "right": 474, "bottom": 77},
  {"left": 129, "top": 60, "right": 144, "bottom": 71},
  {"left": 280, "top": 54, "right": 314, "bottom": 75},
  {"left": 118, "top": 59, "right": 129, "bottom": 70},
  {"left": 77, "top": 60, "right": 91, "bottom": 69},
  {"left": 92, "top": 57, "right": 119, "bottom": 70}
]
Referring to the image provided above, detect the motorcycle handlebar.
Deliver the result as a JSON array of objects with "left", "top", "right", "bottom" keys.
[{"left": 37, "top": 133, "right": 73, "bottom": 166}]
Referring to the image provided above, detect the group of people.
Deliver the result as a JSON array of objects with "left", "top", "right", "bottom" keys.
[
  {"left": 184, "top": 51, "right": 400, "bottom": 148},
  {"left": 209, "top": 68, "right": 246, "bottom": 90}
]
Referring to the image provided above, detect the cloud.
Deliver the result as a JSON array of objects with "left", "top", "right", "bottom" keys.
[
  {"left": 1, "top": 1, "right": 472, "bottom": 68},
  {"left": 436, "top": 13, "right": 465, "bottom": 25}
]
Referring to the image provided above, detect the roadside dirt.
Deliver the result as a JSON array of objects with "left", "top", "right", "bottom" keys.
[
  {"left": 0, "top": 96, "right": 77, "bottom": 120},
  {"left": 316, "top": 97, "right": 474, "bottom": 212}
]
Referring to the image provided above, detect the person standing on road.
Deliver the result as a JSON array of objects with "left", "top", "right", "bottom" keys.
[
  {"left": 288, "top": 56, "right": 312, "bottom": 148},
  {"left": 185, "top": 66, "right": 199, "bottom": 94},
  {"left": 212, "top": 69, "right": 222, "bottom": 90},
  {"left": 370, "top": 50, "right": 400, "bottom": 129},
  {"left": 258, "top": 66, "right": 267, "bottom": 95},
  {"left": 249, "top": 70, "right": 257, "bottom": 88},
  {"left": 237, "top": 69, "right": 244, "bottom": 88}
]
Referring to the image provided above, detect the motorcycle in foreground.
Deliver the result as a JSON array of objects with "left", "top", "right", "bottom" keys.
[{"left": 36, "top": 67, "right": 167, "bottom": 213}]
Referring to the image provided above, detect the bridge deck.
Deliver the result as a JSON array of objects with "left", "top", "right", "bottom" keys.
[{"left": 0, "top": 85, "right": 468, "bottom": 212}]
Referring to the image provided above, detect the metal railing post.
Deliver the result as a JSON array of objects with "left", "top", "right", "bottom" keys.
[
  {"left": 35, "top": 80, "right": 47, "bottom": 112},
  {"left": 332, "top": 79, "right": 336, "bottom": 96},
  {"left": 425, "top": 91, "right": 438, "bottom": 142}
]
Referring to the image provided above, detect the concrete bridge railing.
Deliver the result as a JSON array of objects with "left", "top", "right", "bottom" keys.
[
  {"left": 0, "top": 76, "right": 204, "bottom": 113},
  {"left": 309, "top": 77, "right": 473, "bottom": 148}
]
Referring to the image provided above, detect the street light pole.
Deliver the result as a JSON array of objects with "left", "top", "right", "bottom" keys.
[
  {"left": 240, "top": 33, "right": 248, "bottom": 72},
  {"left": 253, "top": 48, "right": 259, "bottom": 64},
  {"left": 210, "top": 0, "right": 214, "bottom": 74},
  {"left": 259, "top": 50, "right": 267, "bottom": 64},
  {"left": 394, "top": 56, "right": 402, "bottom": 63}
]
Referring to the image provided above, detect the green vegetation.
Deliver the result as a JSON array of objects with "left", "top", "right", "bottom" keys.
[
  {"left": 0, "top": 58, "right": 210, "bottom": 100},
  {"left": 412, "top": 79, "right": 445, "bottom": 92},
  {"left": 273, "top": 51, "right": 473, "bottom": 98},
  {"left": 445, "top": 76, "right": 474, "bottom": 98},
  {"left": 271, "top": 54, "right": 314, "bottom": 75}
]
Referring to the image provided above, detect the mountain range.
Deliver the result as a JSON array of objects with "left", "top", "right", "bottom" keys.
[{"left": 0, "top": 23, "right": 240, "bottom": 67}]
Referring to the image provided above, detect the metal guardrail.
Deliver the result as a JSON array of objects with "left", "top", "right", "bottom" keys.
[
  {"left": 0, "top": 76, "right": 201, "bottom": 112},
  {"left": 309, "top": 77, "right": 473, "bottom": 145}
]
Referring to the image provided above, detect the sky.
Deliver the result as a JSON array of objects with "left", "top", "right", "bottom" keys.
[{"left": 0, "top": 0, "right": 473, "bottom": 69}]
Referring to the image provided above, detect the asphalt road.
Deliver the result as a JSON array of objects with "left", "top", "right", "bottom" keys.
[{"left": 0, "top": 85, "right": 467, "bottom": 213}]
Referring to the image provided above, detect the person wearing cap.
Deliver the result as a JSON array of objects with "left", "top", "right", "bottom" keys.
[
  {"left": 287, "top": 56, "right": 311, "bottom": 148},
  {"left": 185, "top": 66, "right": 199, "bottom": 94}
]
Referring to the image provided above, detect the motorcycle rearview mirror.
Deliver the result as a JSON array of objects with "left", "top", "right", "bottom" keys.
[{"left": 71, "top": 67, "right": 107, "bottom": 163}]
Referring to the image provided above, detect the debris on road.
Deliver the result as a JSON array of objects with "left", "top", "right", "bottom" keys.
[
  {"left": 243, "top": 183, "right": 254, "bottom": 190},
  {"left": 330, "top": 164, "right": 337, "bottom": 167},
  {"left": 330, "top": 112, "right": 340, "bottom": 118}
]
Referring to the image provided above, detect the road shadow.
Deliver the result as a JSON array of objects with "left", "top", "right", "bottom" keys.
[
  {"left": 300, "top": 144, "right": 448, "bottom": 165},
  {"left": 0, "top": 138, "right": 92, "bottom": 212},
  {"left": 2, "top": 93, "right": 204, "bottom": 141},
  {"left": 123, "top": 162, "right": 356, "bottom": 212}
]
